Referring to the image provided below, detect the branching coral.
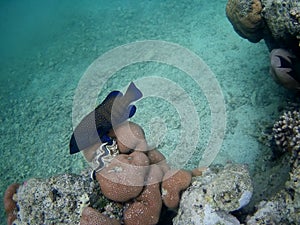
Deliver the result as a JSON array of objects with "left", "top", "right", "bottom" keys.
[
  {"left": 272, "top": 110, "right": 300, "bottom": 157},
  {"left": 226, "top": 0, "right": 265, "bottom": 42}
]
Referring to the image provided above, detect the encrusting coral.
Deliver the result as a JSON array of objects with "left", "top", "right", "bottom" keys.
[{"left": 246, "top": 109, "right": 300, "bottom": 224}]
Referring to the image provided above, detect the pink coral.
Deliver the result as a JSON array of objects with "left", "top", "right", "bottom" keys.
[
  {"left": 92, "top": 121, "right": 197, "bottom": 224},
  {"left": 124, "top": 165, "right": 164, "bottom": 225},
  {"left": 96, "top": 151, "right": 149, "bottom": 202},
  {"left": 161, "top": 169, "right": 192, "bottom": 208},
  {"left": 3, "top": 183, "right": 19, "bottom": 225},
  {"left": 80, "top": 207, "right": 120, "bottom": 225},
  {"left": 109, "top": 121, "right": 148, "bottom": 153}
]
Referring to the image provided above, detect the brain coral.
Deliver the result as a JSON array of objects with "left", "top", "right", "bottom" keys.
[{"left": 226, "top": 0, "right": 265, "bottom": 42}]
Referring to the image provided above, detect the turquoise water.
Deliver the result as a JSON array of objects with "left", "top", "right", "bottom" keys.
[{"left": 0, "top": 0, "right": 291, "bottom": 223}]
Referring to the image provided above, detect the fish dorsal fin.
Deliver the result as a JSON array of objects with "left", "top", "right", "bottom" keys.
[{"left": 123, "top": 82, "right": 143, "bottom": 103}]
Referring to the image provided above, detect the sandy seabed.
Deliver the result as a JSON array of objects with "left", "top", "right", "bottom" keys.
[{"left": 0, "top": 0, "right": 293, "bottom": 223}]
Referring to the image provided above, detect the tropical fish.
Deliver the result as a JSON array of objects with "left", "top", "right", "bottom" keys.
[{"left": 69, "top": 82, "right": 142, "bottom": 154}]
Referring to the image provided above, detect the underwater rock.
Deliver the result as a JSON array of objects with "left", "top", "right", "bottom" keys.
[
  {"left": 247, "top": 109, "right": 300, "bottom": 224},
  {"left": 226, "top": 0, "right": 265, "bottom": 43},
  {"left": 173, "top": 164, "right": 253, "bottom": 225},
  {"left": 226, "top": 0, "right": 300, "bottom": 55},
  {"left": 11, "top": 172, "right": 121, "bottom": 225},
  {"left": 261, "top": 0, "right": 300, "bottom": 54},
  {"left": 246, "top": 162, "right": 300, "bottom": 224}
]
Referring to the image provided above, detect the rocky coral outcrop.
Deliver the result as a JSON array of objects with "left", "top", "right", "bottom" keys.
[
  {"left": 246, "top": 157, "right": 300, "bottom": 224},
  {"left": 226, "top": 0, "right": 300, "bottom": 90},
  {"left": 246, "top": 109, "right": 300, "bottom": 224},
  {"left": 226, "top": 0, "right": 265, "bottom": 43},
  {"left": 261, "top": 0, "right": 300, "bottom": 54},
  {"left": 226, "top": 0, "right": 300, "bottom": 53},
  {"left": 10, "top": 173, "right": 122, "bottom": 225},
  {"left": 173, "top": 164, "right": 253, "bottom": 225}
]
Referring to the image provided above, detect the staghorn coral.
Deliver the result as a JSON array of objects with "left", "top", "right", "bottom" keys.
[
  {"left": 226, "top": 0, "right": 265, "bottom": 43},
  {"left": 3, "top": 183, "right": 19, "bottom": 225}
]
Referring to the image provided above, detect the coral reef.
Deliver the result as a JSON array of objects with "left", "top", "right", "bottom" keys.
[
  {"left": 5, "top": 119, "right": 195, "bottom": 225},
  {"left": 246, "top": 109, "right": 300, "bottom": 224},
  {"left": 123, "top": 165, "right": 163, "bottom": 225},
  {"left": 108, "top": 121, "right": 148, "bottom": 153},
  {"left": 226, "top": 0, "right": 300, "bottom": 90},
  {"left": 95, "top": 151, "right": 150, "bottom": 202},
  {"left": 173, "top": 164, "right": 253, "bottom": 225},
  {"left": 93, "top": 121, "right": 193, "bottom": 225},
  {"left": 226, "top": 0, "right": 265, "bottom": 43},
  {"left": 226, "top": 0, "right": 300, "bottom": 53},
  {"left": 246, "top": 156, "right": 300, "bottom": 224}
]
